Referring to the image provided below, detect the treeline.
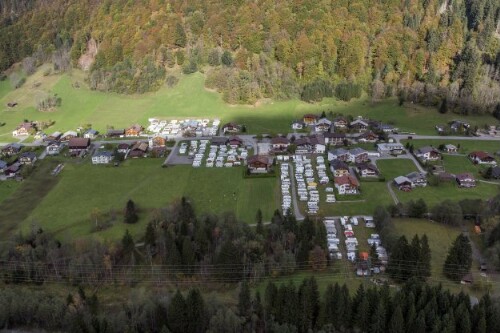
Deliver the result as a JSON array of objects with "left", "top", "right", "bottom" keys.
[
  {"left": 1, "top": 0, "right": 499, "bottom": 108},
  {"left": 1, "top": 198, "right": 331, "bottom": 285},
  {"left": 2, "top": 278, "right": 500, "bottom": 333}
]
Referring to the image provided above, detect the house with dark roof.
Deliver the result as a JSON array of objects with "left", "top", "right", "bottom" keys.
[
  {"left": 247, "top": 155, "right": 270, "bottom": 173},
  {"left": 330, "top": 159, "right": 350, "bottom": 177},
  {"left": 328, "top": 148, "right": 349, "bottom": 162},
  {"left": 350, "top": 119, "right": 369, "bottom": 132},
  {"left": 271, "top": 136, "right": 290, "bottom": 151},
  {"left": 0, "top": 160, "right": 7, "bottom": 172},
  {"left": 348, "top": 148, "right": 369, "bottom": 163},
  {"left": 92, "top": 151, "right": 114, "bottom": 164},
  {"left": 469, "top": 151, "right": 496, "bottom": 165},
  {"left": 44, "top": 131, "right": 62, "bottom": 142},
  {"left": 68, "top": 138, "right": 90, "bottom": 155},
  {"left": 394, "top": 176, "right": 413, "bottom": 191},
  {"left": 456, "top": 173, "right": 476, "bottom": 188},
  {"left": 490, "top": 166, "right": 500, "bottom": 179},
  {"left": 46, "top": 141, "right": 63, "bottom": 155},
  {"left": 295, "top": 135, "right": 325, "bottom": 154},
  {"left": 333, "top": 117, "right": 348, "bottom": 129},
  {"left": 4, "top": 162, "right": 21, "bottom": 177},
  {"left": 416, "top": 146, "right": 441, "bottom": 162},
  {"left": 19, "top": 152, "right": 37, "bottom": 165},
  {"left": 228, "top": 136, "right": 243, "bottom": 148},
  {"left": 60, "top": 131, "right": 78, "bottom": 142},
  {"left": 128, "top": 141, "right": 149, "bottom": 158},
  {"left": 117, "top": 143, "right": 131, "bottom": 154},
  {"left": 222, "top": 122, "right": 241, "bottom": 134},
  {"left": 356, "top": 131, "right": 378, "bottom": 143},
  {"left": 84, "top": 129, "right": 99, "bottom": 139},
  {"left": 107, "top": 129, "right": 125, "bottom": 137},
  {"left": 356, "top": 163, "right": 379, "bottom": 177},
  {"left": 315, "top": 118, "right": 332, "bottom": 132},
  {"left": 406, "top": 172, "right": 427, "bottom": 187},
  {"left": 1, "top": 143, "right": 23, "bottom": 157},
  {"left": 126, "top": 124, "right": 144, "bottom": 137},
  {"left": 211, "top": 136, "right": 229, "bottom": 146}
]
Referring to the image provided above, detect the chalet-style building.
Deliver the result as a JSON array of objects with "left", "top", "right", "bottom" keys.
[
  {"left": 12, "top": 122, "right": 34, "bottom": 137},
  {"left": 350, "top": 119, "right": 369, "bottom": 132},
  {"left": 19, "top": 152, "right": 37, "bottom": 165},
  {"left": 271, "top": 136, "right": 290, "bottom": 152},
  {"left": 335, "top": 175, "right": 360, "bottom": 195},
  {"left": 377, "top": 143, "right": 404, "bottom": 155},
  {"left": 44, "top": 131, "right": 62, "bottom": 142},
  {"left": 128, "top": 142, "right": 149, "bottom": 158},
  {"left": 315, "top": 118, "right": 332, "bottom": 132},
  {"left": 356, "top": 163, "right": 379, "bottom": 177},
  {"left": 107, "top": 129, "right": 125, "bottom": 137},
  {"left": 295, "top": 135, "right": 325, "bottom": 154},
  {"left": 330, "top": 159, "right": 350, "bottom": 177},
  {"left": 92, "top": 151, "right": 114, "bottom": 164},
  {"left": 68, "top": 137, "right": 90, "bottom": 155},
  {"left": 303, "top": 114, "right": 318, "bottom": 125},
  {"left": 61, "top": 130, "right": 78, "bottom": 142},
  {"left": 416, "top": 146, "right": 441, "bottom": 162},
  {"left": 348, "top": 148, "right": 369, "bottom": 164},
  {"left": 228, "top": 136, "right": 243, "bottom": 148},
  {"left": 394, "top": 176, "right": 413, "bottom": 191},
  {"left": 222, "top": 123, "right": 241, "bottom": 134},
  {"left": 84, "top": 129, "right": 99, "bottom": 139},
  {"left": 149, "top": 135, "right": 167, "bottom": 147},
  {"left": 1, "top": 143, "right": 23, "bottom": 157},
  {"left": 4, "top": 162, "right": 21, "bottom": 177},
  {"left": 247, "top": 155, "right": 271, "bottom": 173},
  {"left": 324, "top": 132, "right": 346, "bottom": 146},
  {"left": 357, "top": 131, "right": 378, "bottom": 143},
  {"left": 444, "top": 144, "right": 458, "bottom": 153},
  {"left": 456, "top": 173, "right": 476, "bottom": 188},
  {"left": 126, "top": 124, "right": 144, "bottom": 137},
  {"left": 328, "top": 148, "right": 349, "bottom": 162},
  {"left": 406, "top": 172, "right": 427, "bottom": 187},
  {"left": 117, "top": 143, "right": 131, "bottom": 154},
  {"left": 469, "top": 151, "right": 496, "bottom": 165},
  {"left": 46, "top": 141, "right": 63, "bottom": 155},
  {"left": 333, "top": 117, "right": 348, "bottom": 129}
]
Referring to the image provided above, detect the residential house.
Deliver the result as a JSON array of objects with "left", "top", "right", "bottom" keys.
[
  {"left": 60, "top": 131, "right": 78, "bottom": 142},
  {"left": 19, "top": 152, "right": 37, "bottom": 165},
  {"left": 271, "top": 136, "right": 290, "bottom": 152},
  {"left": 357, "top": 131, "right": 378, "bottom": 143},
  {"left": 0, "top": 160, "right": 7, "bottom": 173},
  {"left": 247, "top": 155, "right": 271, "bottom": 173},
  {"left": 117, "top": 143, "right": 131, "bottom": 154},
  {"left": 1, "top": 143, "right": 23, "bottom": 157},
  {"left": 456, "top": 173, "right": 476, "bottom": 188},
  {"left": 107, "top": 129, "right": 125, "bottom": 137},
  {"left": 126, "top": 124, "right": 144, "bottom": 137},
  {"left": 68, "top": 138, "right": 90, "bottom": 155},
  {"left": 356, "top": 163, "right": 379, "bottom": 177},
  {"left": 449, "top": 120, "right": 470, "bottom": 132},
  {"left": 44, "top": 131, "right": 62, "bottom": 142},
  {"left": 406, "top": 172, "right": 427, "bottom": 187},
  {"left": 211, "top": 136, "right": 229, "bottom": 146},
  {"left": 348, "top": 148, "right": 369, "bottom": 163},
  {"left": 222, "top": 123, "right": 241, "bottom": 134},
  {"left": 350, "top": 119, "right": 369, "bottom": 132},
  {"left": 291, "top": 120, "right": 305, "bottom": 130},
  {"left": 394, "top": 176, "right": 413, "bottom": 191},
  {"left": 228, "top": 136, "right": 243, "bottom": 148},
  {"left": 303, "top": 114, "right": 318, "bottom": 125},
  {"left": 315, "top": 118, "right": 332, "bottom": 132},
  {"left": 335, "top": 175, "right": 360, "bottom": 195},
  {"left": 328, "top": 148, "right": 349, "bottom": 162},
  {"left": 333, "top": 117, "right": 348, "bottom": 129},
  {"left": 377, "top": 143, "right": 404, "bottom": 155},
  {"left": 84, "top": 129, "right": 99, "bottom": 139},
  {"left": 376, "top": 123, "right": 397, "bottom": 133},
  {"left": 469, "top": 151, "right": 496, "bottom": 165},
  {"left": 444, "top": 144, "right": 458, "bottom": 153},
  {"left": 128, "top": 142, "right": 149, "bottom": 158},
  {"left": 330, "top": 159, "right": 350, "bottom": 177},
  {"left": 295, "top": 135, "right": 325, "bottom": 154},
  {"left": 324, "top": 133, "right": 346, "bottom": 146},
  {"left": 12, "top": 122, "right": 34, "bottom": 137},
  {"left": 309, "top": 134, "right": 325, "bottom": 153},
  {"left": 46, "top": 141, "right": 63, "bottom": 155},
  {"left": 416, "top": 146, "right": 441, "bottom": 162},
  {"left": 150, "top": 135, "right": 167, "bottom": 147},
  {"left": 34, "top": 132, "right": 46, "bottom": 140},
  {"left": 92, "top": 151, "right": 114, "bottom": 164},
  {"left": 490, "top": 166, "right": 500, "bottom": 179},
  {"left": 4, "top": 162, "right": 21, "bottom": 177}
]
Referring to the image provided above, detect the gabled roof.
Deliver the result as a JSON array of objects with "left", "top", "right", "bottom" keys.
[
  {"left": 131, "top": 141, "right": 148, "bottom": 152},
  {"left": 211, "top": 136, "right": 229, "bottom": 145},
  {"left": 247, "top": 155, "right": 269, "bottom": 166},
  {"left": 316, "top": 118, "right": 332, "bottom": 125},
  {"left": 85, "top": 129, "right": 98, "bottom": 135},
  {"left": 107, "top": 129, "right": 125, "bottom": 135},
  {"left": 20, "top": 152, "right": 37, "bottom": 159},
  {"left": 93, "top": 151, "right": 114, "bottom": 158},
  {"left": 349, "top": 148, "right": 367, "bottom": 156},
  {"left": 0, "top": 160, "right": 7, "bottom": 169},
  {"left": 394, "top": 176, "right": 412, "bottom": 185},
  {"left": 416, "top": 146, "right": 439, "bottom": 155},
  {"left": 331, "top": 159, "right": 349, "bottom": 170},
  {"left": 335, "top": 175, "right": 359, "bottom": 187},
  {"left": 456, "top": 173, "right": 475, "bottom": 181},
  {"left": 445, "top": 144, "right": 457, "bottom": 150},
  {"left": 330, "top": 148, "right": 349, "bottom": 156},
  {"left": 68, "top": 137, "right": 90, "bottom": 148},
  {"left": 128, "top": 124, "right": 143, "bottom": 131},
  {"left": 62, "top": 130, "right": 78, "bottom": 138},
  {"left": 228, "top": 135, "right": 243, "bottom": 143},
  {"left": 117, "top": 143, "right": 130, "bottom": 149},
  {"left": 271, "top": 136, "right": 289, "bottom": 145},
  {"left": 357, "top": 163, "right": 378, "bottom": 173},
  {"left": 350, "top": 119, "right": 369, "bottom": 126},
  {"left": 2, "top": 143, "right": 23, "bottom": 151},
  {"left": 469, "top": 151, "right": 494, "bottom": 160},
  {"left": 406, "top": 172, "right": 425, "bottom": 181},
  {"left": 303, "top": 113, "right": 318, "bottom": 119},
  {"left": 309, "top": 134, "right": 325, "bottom": 145},
  {"left": 358, "top": 131, "right": 378, "bottom": 139},
  {"left": 222, "top": 122, "right": 240, "bottom": 129},
  {"left": 324, "top": 132, "right": 346, "bottom": 139}
]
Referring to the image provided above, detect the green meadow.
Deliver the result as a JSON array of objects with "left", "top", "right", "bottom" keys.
[{"left": 20, "top": 159, "right": 278, "bottom": 240}]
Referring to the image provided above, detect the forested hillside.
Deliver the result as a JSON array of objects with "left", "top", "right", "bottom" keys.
[{"left": 1, "top": 0, "right": 499, "bottom": 112}]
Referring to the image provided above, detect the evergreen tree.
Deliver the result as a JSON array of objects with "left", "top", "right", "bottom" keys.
[
  {"left": 216, "top": 240, "right": 243, "bottom": 280},
  {"left": 185, "top": 289, "right": 206, "bottom": 333},
  {"left": 238, "top": 281, "right": 251, "bottom": 319},
  {"left": 419, "top": 235, "right": 431, "bottom": 278},
  {"left": 145, "top": 222, "right": 156, "bottom": 247},
  {"left": 265, "top": 282, "right": 278, "bottom": 318},
  {"left": 174, "top": 23, "right": 187, "bottom": 47},
  {"left": 168, "top": 290, "right": 187, "bottom": 333},
  {"left": 388, "top": 306, "right": 404, "bottom": 333},
  {"left": 124, "top": 199, "right": 138, "bottom": 224},
  {"left": 355, "top": 295, "right": 370, "bottom": 330},
  {"left": 121, "top": 229, "right": 135, "bottom": 256},
  {"left": 370, "top": 300, "right": 386, "bottom": 333},
  {"left": 443, "top": 234, "right": 472, "bottom": 281},
  {"left": 181, "top": 237, "right": 196, "bottom": 273},
  {"left": 221, "top": 51, "right": 233, "bottom": 66},
  {"left": 256, "top": 209, "right": 264, "bottom": 236}
]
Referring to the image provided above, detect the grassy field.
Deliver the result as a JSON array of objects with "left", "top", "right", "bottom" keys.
[
  {"left": 19, "top": 159, "right": 278, "bottom": 240},
  {"left": 375, "top": 159, "right": 419, "bottom": 179},
  {"left": 1, "top": 66, "right": 497, "bottom": 142},
  {"left": 0, "top": 180, "right": 20, "bottom": 205},
  {"left": 439, "top": 155, "right": 482, "bottom": 175}
]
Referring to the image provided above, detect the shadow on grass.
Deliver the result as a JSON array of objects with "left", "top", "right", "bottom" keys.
[{"left": 0, "top": 160, "right": 61, "bottom": 236}]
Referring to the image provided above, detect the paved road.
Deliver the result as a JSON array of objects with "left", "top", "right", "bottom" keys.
[
  {"left": 386, "top": 181, "right": 400, "bottom": 204},
  {"left": 393, "top": 134, "right": 500, "bottom": 142},
  {"left": 288, "top": 163, "right": 305, "bottom": 221}
]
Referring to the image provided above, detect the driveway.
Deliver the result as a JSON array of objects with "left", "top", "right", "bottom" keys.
[{"left": 288, "top": 163, "right": 305, "bottom": 220}]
